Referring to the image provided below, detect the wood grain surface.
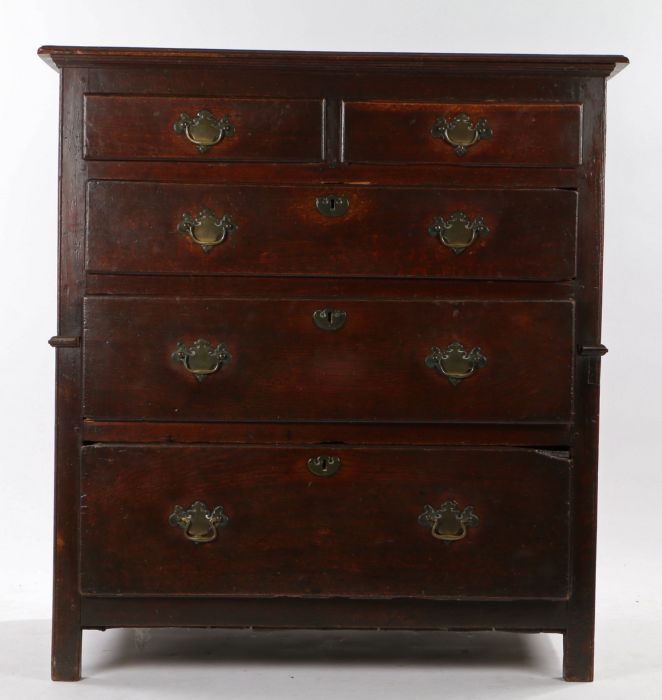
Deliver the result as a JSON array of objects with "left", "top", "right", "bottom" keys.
[
  {"left": 82, "top": 297, "right": 574, "bottom": 423},
  {"left": 84, "top": 95, "right": 324, "bottom": 162},
  {"left": 80, "top": 445, "right": 570, "bottom": 599},
  {"left": 86, "top": 182, "right": 577, "bottom": 280}
]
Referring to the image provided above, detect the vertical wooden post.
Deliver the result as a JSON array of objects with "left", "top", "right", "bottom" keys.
[
  {"left": 563, "top": 75, "right": 607, "bottom": 683},
  {"left": 50, "top": 65, "right": 87, "bottom": 682}
]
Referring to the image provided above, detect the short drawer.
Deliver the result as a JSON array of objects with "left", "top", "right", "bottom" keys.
[
  {"left": 343, "top": 101, "right": 582, "bottom": 166},
  {"left": 80, "top": 445, "right": 570, "bottom": 599},
  {"left": 87, "top": 182, "right": 577, "bottom": 281},
  {"left": 82, "top": 297, "right": 573, "bottom": 423},
  {"left": 83, "top": 95, "right": 324, "bottom": 162}
]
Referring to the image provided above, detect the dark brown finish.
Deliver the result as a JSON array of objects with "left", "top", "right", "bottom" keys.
[
  {"left": 86, "top": 182, "right": 578, "bottom": 280},
  {"left": 49, "top": 65, "right": 88, "bottom": 682},
  {"left": 41, "top": 45, "right": 626, "bottom": 682},
  {"left": 82, "top": 297, "right": 574, "bottom": 423},
  {"left": 38, "top": 46, "right": 628, "bottom": 78},
  {"left": 579, "top": 344, "right": 608, "bottom": 357},
  {"left": 343, "top": 101, "right": 582, "bottom": 166},
  {"left": 48, "top": 336, "right": 80, "bottom": 348},
  {"left": 81, "top": 445, "right": 570, "bottom": 598},
  {"left": 86, "top": 160, "right": 582, "bottom": 188},
  {"left": 80, "top": 420, "right": 572, "bottom": 447},
  {"left": 84, "top": 95, "right": 324, "bottom": 162},
  {"left": 563, "top": 76, "right": 607, "bottom": 684},
  {"left": 81, "top": 597, "right": 568, "bottom": 631},
  {"left": 85, "top": 275, "right": 576, "bottom": 300}
]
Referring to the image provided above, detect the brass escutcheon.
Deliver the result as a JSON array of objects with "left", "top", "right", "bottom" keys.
[
  {"left": 173, "top": 110, "right": 235, "bottom": 153},
  {"left": 169, "top": 501, "right": 229, "bottom": 543},
  {"left": 312, "top": 308, "right": 348, "bottom": 331},
  {"left": 307, "top": 455, "right": 341, "bottom": 477},
  {"left": 315, "top": 194, "right": 350, "bottom": 217},
  {"left": 431, "top": 112, "right": 492, "bottom": 156},
  {"left": 418, "top": 499, "right": 479, "bottom": 542}
]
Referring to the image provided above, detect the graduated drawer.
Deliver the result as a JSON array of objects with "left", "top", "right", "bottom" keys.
[
  {"left": 87, "top": 182, "right": 577, "bottom": 281},
  {"left": 80, "top": 445, "right": 570, "bottom": 599},
  {"left": 82, "top": 297, "right": 573, "bottom": 423},
  {"left": 83, "top": 95, "right": 324, "bottom": 162},
  {"left": 343, "top": 101, "right": 582, "bottom": 166}
]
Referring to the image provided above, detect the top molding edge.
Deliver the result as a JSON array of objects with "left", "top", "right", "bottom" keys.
[{"left": 38, "top": 46, "right": 629, "bottom": 80}]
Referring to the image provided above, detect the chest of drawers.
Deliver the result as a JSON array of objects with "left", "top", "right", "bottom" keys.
[{"left": 40, "top": 46, "right": 627, "bottom": 682}]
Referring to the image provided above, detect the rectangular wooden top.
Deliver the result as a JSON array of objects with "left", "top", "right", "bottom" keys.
[{"left": 38, "top": 46, "right": 628, "bottom": 79}]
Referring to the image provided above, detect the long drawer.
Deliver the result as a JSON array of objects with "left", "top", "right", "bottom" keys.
[
  {"left": 86, "top": 182, "right": 578, "bottom": 280},
  {"left": 343, "top": 101, "right": 582, "bottom": 166},
  {"left": 80, "top": 445, "right": 571, "bottom": 599},
  {"left": 82, "top": 297, "right": 574, "bottom": 423}
]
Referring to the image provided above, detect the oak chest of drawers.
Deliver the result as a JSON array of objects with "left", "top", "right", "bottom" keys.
[{"left": 40, "top": 46, "right": 627, "bottom": 682}]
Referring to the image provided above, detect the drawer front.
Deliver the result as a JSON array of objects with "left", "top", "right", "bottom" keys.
[
  {"left": 80, "top": 445, "right": 570, "bottom": 599},
  {"left": 343, "top": 101, "right": 582, "bottom": 166},
  {"left": 83, "top": 95, "right": 324, "bottom": 162},
  {"left": 82, "top": 297, "right": 573, "bottom": 423},
  {"left": 87, "top": 182, "right": 577, "bottom": 281}
]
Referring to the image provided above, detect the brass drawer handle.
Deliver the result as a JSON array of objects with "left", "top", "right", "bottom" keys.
[
  {"left": 428, "top": 212, "right": 489, "bottom": 254},
  {"left": 173, "top": 110, "right": 235, "bottom": 153},
  {"left": 307, "top": 455, "right": 341, "bottom": 477},
  {"left": 431, "top": 112, "right": 492, "bottom": 156},
  {"left": 172, "top": 338, "right": 232, "bottom": 382},
  {"left": 178, "top": 208, "right": 237, "bottom": 253},
  {"left": 418, "top": 499, "right": 479, "bottom": 542},
  {"left": 169, "top": 501, "right": 229, "bottom": 543},
  {"left": 316, "top": 194, "right": 350, "bottom": 217},
  {"left": 313, "top": 308, "right": 348, "bottom": 331},
  {"left": 425, "top": 342, "right": 487, "bottom": 385}
]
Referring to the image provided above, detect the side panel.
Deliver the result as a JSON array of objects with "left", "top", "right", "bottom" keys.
[{"left": 50, "top": 67, "right": 87, "bottom": 681}]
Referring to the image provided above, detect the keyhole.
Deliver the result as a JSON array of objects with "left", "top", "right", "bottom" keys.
[
  {"left": 316, "top": 194, "right": 349, "bottom": 217},
  {"left": 307, "top": 455, "right": 341, "bottom": 477}
]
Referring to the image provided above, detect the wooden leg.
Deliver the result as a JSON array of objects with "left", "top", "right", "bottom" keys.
[
  {"left": 51, "top": 621, "right": 82, "bottom": 681},
  {"left": 563, "top": 624, "right": 594, "bottom": 682}
]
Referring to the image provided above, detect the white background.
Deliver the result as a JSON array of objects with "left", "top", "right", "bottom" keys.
[{"left": 0, "top": 0, "right": 660, "bottom": 697}]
